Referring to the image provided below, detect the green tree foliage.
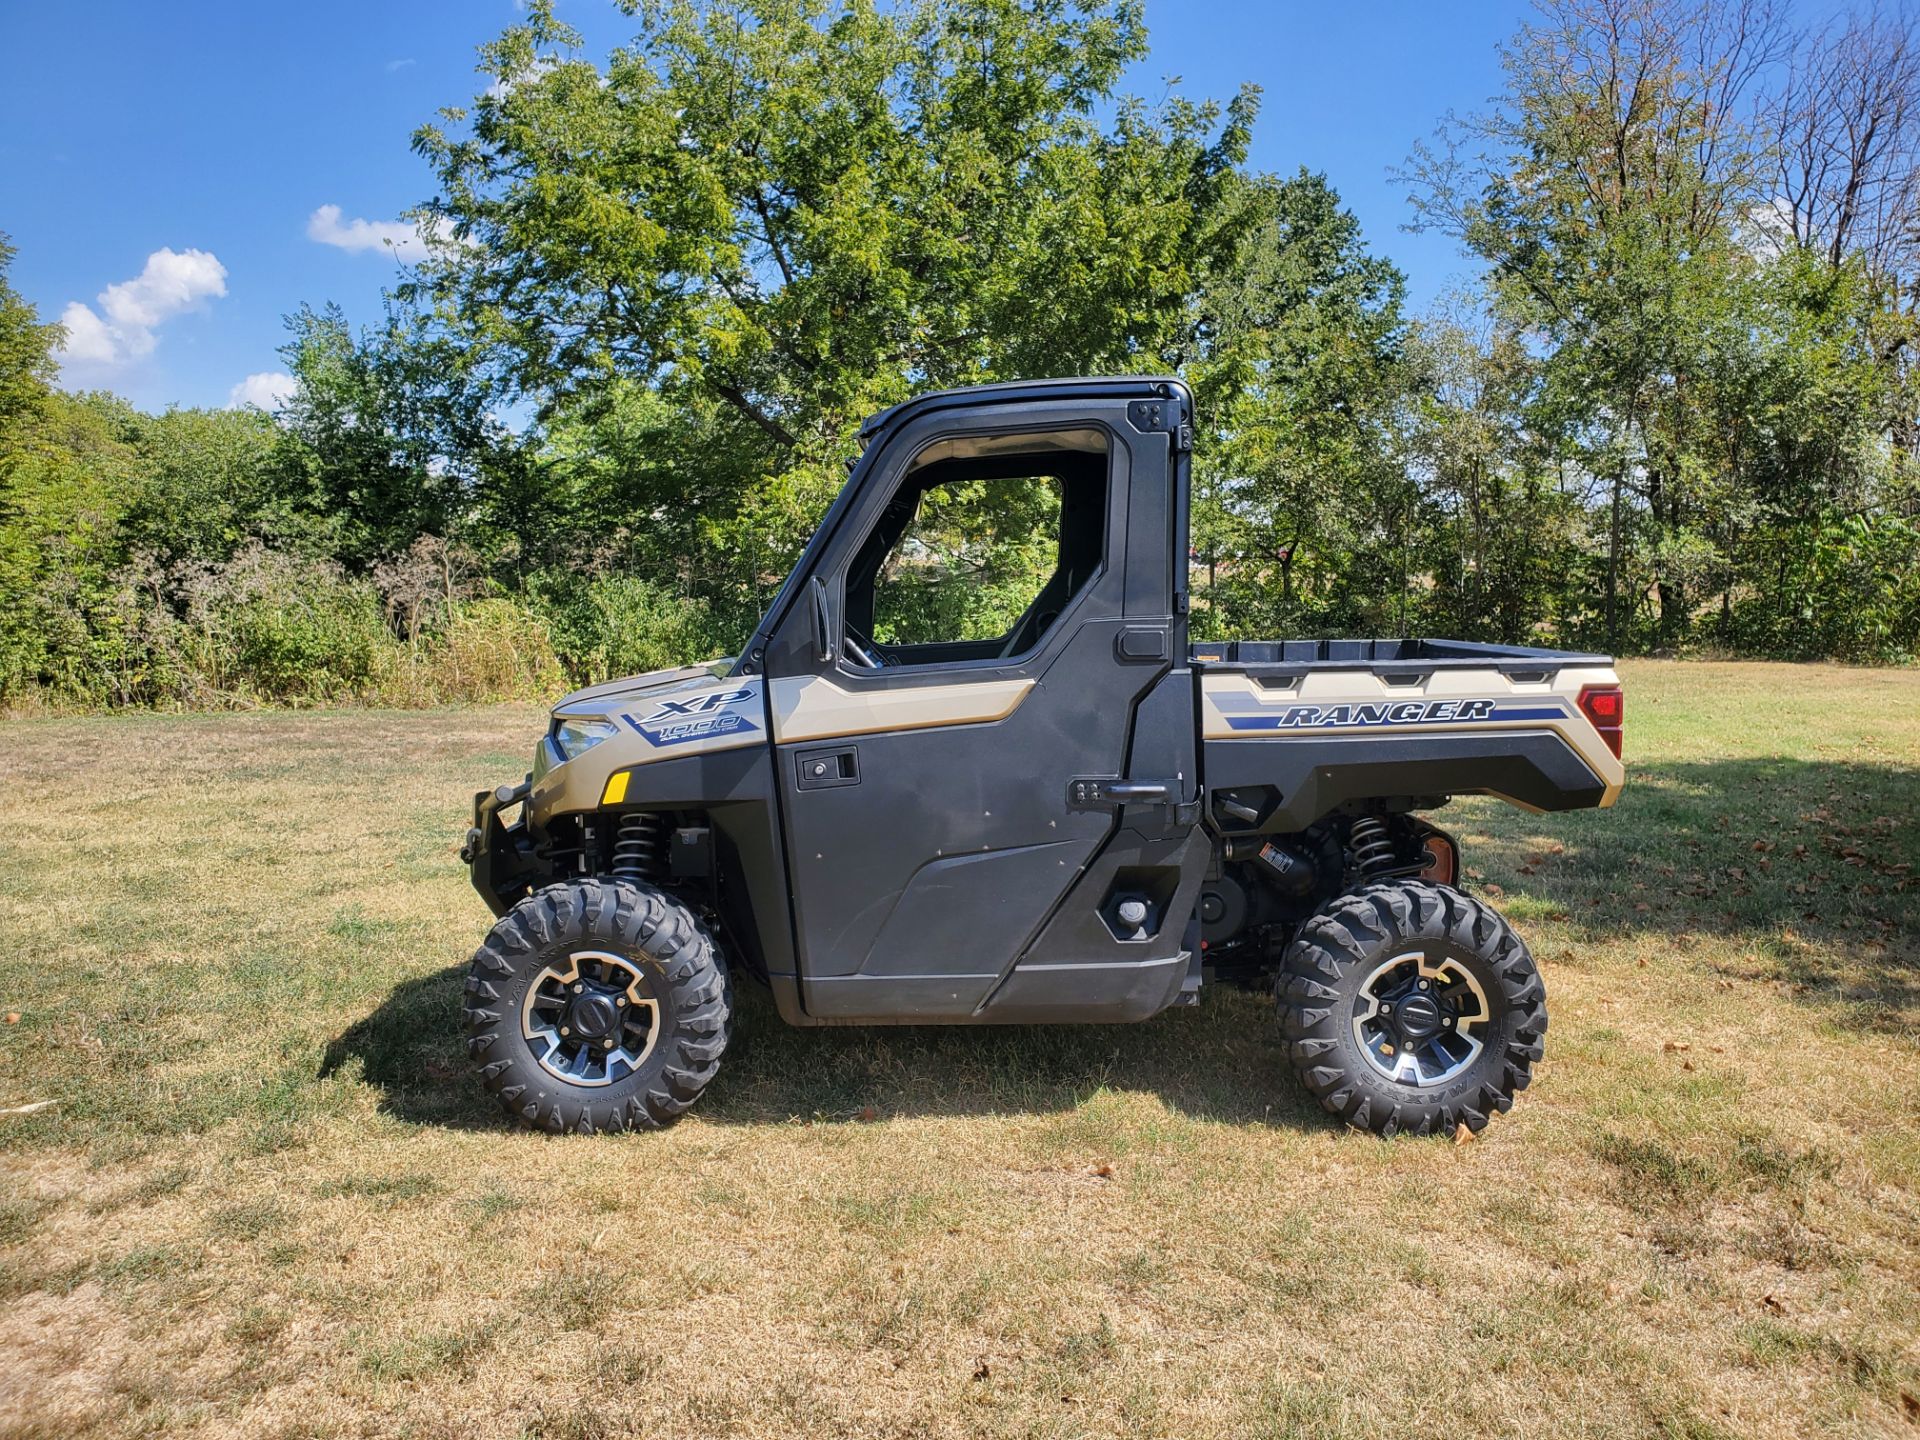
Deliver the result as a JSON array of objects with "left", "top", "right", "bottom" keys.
[
  {"left": 1405, "top": 0, "right": 1919, "bottom": 658},
  {"left": 410, "top": 0, "right": 1281, "bottom": 613},
  {"left": 3, "top": 0, "right": 1918, "bottom": 714},
  {"left": 0, "top": 233, "right": 60, "bottom": 436}
]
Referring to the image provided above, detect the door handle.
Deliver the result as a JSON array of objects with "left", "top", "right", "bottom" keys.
[
  {"left": 1104, "top": 780, "right": 1176, "bottom": 803},
  {"left": 1067, "top": 777, "right": 1186, "bottom": 807}
]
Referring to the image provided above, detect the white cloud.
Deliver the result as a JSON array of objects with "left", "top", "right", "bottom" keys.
[
  {"left": 227, "top": 371, "right": 297, "bottom": 412},
  {"left": 307, "top": 203, "right": 435, "bottom": 262},
  {"left": 56, "top": 302, "right": 121, "bottom": 365},
  {"left": 385, "top": 57, "right": 416, "bottom": 72},
  {"left": 56, "top": 247, "right": 228, "bottom": 370}
]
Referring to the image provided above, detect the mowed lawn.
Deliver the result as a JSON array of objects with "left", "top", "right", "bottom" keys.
[{"left": 1, "top": 661, "right": 1916, "bottom": 1440}]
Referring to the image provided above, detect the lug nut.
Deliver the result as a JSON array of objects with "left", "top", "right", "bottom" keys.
[
  {"left": 560, "top": 1026, "right": 571, "bottom": 1036},
  {"left": 1417, "top": 980, "right": 1430, "bottom": 991},
  {"left": 572, "top": 984, "right": 584, "bottom": 994}
]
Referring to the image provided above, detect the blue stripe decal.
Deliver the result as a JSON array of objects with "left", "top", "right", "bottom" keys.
[{"left": 1221, "top": 702, "right": 1569, "bottom": 733}]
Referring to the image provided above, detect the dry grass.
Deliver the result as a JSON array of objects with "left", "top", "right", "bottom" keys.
[{"left": 0, "top": 660, "right": 1916, "bottom": 1439}]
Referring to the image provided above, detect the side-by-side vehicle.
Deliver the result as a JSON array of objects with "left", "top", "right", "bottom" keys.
[{"left": 461, "top": 377, "right": 1624, "bottom": 1136}]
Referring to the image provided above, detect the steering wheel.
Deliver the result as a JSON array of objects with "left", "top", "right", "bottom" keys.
[{"left": 843, "top": 625, "right": 887, "bottom": 670}]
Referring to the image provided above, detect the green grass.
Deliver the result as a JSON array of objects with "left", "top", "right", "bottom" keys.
[{"left": 0, "top": 663, "right": 1916, "bottom": 1438}]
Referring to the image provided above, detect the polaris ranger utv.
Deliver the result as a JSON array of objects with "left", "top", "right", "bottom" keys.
[{"left": 461, "top": 377, "right": 1625, "bottom": 1137}]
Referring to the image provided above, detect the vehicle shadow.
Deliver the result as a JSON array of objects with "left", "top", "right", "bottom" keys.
[
  {"left": 321, "top": 755, "right": 1918, "bottom": 1131},
  {"left": 1457, "top": 755, "right": 1920, "bottom": 1035},
  {"left": 318, "top": 969, "right": 1321, "bottom": 1131}
]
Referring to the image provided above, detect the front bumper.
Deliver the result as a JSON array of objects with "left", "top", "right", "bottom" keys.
[{"left": 463, "top": 777, "right": 544, "bottom": 917}]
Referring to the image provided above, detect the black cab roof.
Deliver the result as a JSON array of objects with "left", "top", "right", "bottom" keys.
[{"left": 858, "top": 375, "right": 1190, "bottom": 445}]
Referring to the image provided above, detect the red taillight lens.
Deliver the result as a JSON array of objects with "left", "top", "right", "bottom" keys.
[{"left": 1577, "top": 684, "right": 1624, "bottom": 759}]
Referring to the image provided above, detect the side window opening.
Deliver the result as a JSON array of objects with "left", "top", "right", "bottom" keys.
[{"left": 843, "top": 429, "right": 1109, "bottom": 668}]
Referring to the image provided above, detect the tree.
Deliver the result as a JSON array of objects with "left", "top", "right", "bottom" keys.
[
  {"left": 1405, "top": 0, "right": 1789, "bottom": 650},
  {"left": 411, "top": 0, "right": 1274, "bottom": 584},
  {"left": 1188, "top": 171, "right": 1413, "bottom": 637},
  {"left": 0, "top": 234, "right": 61, "bottom": 439},
  {"left": 1405, "top": 303, "right": 1584, "bottom": 644},
  {"left": 276, "top": 303, "right": 520, "bottom": 569}
]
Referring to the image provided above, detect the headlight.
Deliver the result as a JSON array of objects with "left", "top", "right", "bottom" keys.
[{"left": 553, "top": 716, "right": 619, "bottom": 761}]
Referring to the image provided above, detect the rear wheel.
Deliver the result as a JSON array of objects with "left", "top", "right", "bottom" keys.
[
  {"left": 1277, "top": 881, "right": 1545, "bottom": 1137},
  {"left": 463, "top": 879, "right": 731, "bottom": 1133}
]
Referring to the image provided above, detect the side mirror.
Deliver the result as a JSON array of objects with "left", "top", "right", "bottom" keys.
[{"left": 809, "top": 577, "right": 834, "bottom": 665}]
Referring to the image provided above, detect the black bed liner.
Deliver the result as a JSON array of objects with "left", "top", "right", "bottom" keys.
[{"left": 1190, "top": 637, "right": 1612, "bottom": 681}]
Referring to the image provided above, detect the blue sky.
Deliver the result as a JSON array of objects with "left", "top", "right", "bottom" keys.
[{"left": 0, "top": 0, "right": 1541, "bottom": 413}]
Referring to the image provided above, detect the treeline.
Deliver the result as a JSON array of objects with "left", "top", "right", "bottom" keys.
[{"left": 2, "top": 0, "right": 1917, "bottom": 712}]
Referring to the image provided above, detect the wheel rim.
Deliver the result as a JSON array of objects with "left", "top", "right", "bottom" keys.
[
  {"left": 520, "top": 950, "right": 661, "bottom": 1087},
  {"left": 1350, "top": 949, "right": 1491, "bottom": 1088}
]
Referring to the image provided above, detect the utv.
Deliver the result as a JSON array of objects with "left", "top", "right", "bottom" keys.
[{"left": 461, "top": 377, "right": 1625, "bottom": 1137}]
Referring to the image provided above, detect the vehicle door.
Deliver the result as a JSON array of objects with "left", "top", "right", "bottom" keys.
[{"left": 760, "top": 395, "right": 1189, "bottom": 1020}]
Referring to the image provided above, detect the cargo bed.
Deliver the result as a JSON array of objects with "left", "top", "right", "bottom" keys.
[
  {"left": 1193, "top": 638, "right": 1625, "bottom": 829},
  {"left": 1190, "top": 638, "right": 1613, "bottom": 678}
]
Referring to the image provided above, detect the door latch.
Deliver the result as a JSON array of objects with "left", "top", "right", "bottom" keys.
[
  {"left": 796, "top": 746, "right": 859, "bottom": 790},
  {"left": 1067, "top": 776, "right": 1200, "bottom": 826}
]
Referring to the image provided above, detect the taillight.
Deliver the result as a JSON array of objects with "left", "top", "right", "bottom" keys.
[{"left": 1577, "top": 684, "right": 1624, "bottom": 759}]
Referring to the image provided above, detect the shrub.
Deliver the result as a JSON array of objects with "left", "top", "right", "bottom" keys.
[
  {"left": 529, "top": 572, "right": 730, "bottom": 685},
  {"left": 181, "top": 546, "right": 390, "bottom": 705},
  {"left": 379, "top": 598, "right": 565, "bottom": 705}
]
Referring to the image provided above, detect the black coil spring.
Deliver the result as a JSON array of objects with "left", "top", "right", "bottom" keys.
[
  {"left": 611, "top": 812, "right": 667, "bottom": 881},
  {"left": 1349, "top": 815, "right": 1398, "bottom": 877}
]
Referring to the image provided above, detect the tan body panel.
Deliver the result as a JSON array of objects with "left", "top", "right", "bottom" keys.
[
  {"left": 530, "top": 673, "right": 766, "bottom": 817},
  {"left": 1200, "top": 664, "right": 1625, "bottom": 807},
  {"left": 769, "top": 674, "right": 1035, "bottom": 744}
]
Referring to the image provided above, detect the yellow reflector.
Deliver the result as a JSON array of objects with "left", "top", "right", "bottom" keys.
[{"left": 601, "top": 771, "right": 630, "bottom": 806}]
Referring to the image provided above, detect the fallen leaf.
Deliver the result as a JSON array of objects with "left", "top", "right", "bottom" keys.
[
  {"left": 856, "top": 1105, "right": 879, "bottom": 1122},
  {"left": 1454, "top": 1122, "right": 1474, "bottom": 1146},
  {"left": 1548, "top": 843, "right": 1565, "bottom": 855},
  {"left": 1682, "top": 1060, "right": 1695, "bottom": 1071},
  {"left": 1663, "top": 1041, "right": 1691, "bottom": 1053},
  {"left": 1900, "top": 1389, "right": 1918, "bottom": 1421},
  {"left": 1634, "top": 902, "right": 1651, "bottom": 913},
  {"left": 1762, "top": 1294, "right": 1787, "bottom": 1315},
  {"left": 973, "top": 1357, "right": 991, "bottom": 1381},
  {"left": 1483, "top": 883, "right": 1505, "bottom": 898},
  {"left": 2, "top": 1013, "right": 16, "bottom": 1025},
  {"left": 1092, "top": 1162, "right": 1114, "bottom": 1179}
]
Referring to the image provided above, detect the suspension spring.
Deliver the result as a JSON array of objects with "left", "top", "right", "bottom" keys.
[
  {"left": 1349, "top": 815, "right": 1398, "bottom": 877},
  {"left": 611, "top": 812, "right": 667, "bottom": 882}
]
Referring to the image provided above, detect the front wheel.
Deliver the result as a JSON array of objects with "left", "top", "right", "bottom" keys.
[
  {"left": 1277, "top": 881, "right": 1546, "bottom": 1137},
  {"left": 463, "top": 879, "right": 732, "bottom": 1134}
]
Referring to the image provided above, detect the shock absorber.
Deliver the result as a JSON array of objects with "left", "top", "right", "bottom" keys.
[
  {"left": 610, "top": 812, "right": 667, "bottom": 883},
  {"left": 1348, "top": 814, "right": 1398, "bottom": 878}
]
